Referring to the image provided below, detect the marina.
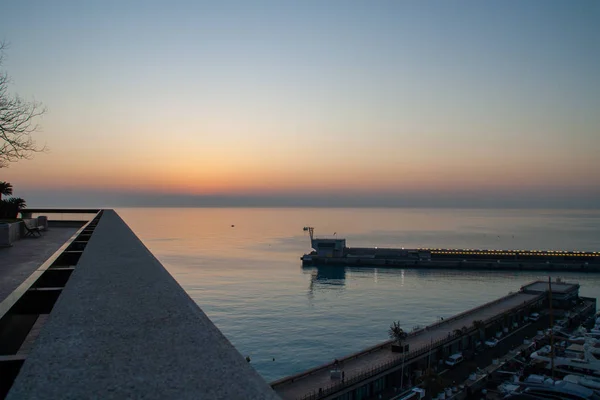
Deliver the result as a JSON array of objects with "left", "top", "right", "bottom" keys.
[
  {"left": 272, "top": 279, "right": 597, "bottom": 400},
  {"left": 301, "top": 227, "right": 600, "bottom": 272}
]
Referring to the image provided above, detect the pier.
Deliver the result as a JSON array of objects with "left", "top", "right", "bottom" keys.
[
  {"left": 301, "top": 228, "right": 600, "bottom": 272},
  {"left": 271, "top": 281, "right": 596, "bottom": 400}
]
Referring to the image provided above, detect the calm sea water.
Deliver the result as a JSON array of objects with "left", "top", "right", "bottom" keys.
[{"left": 116, "top": 207, "right": 600, "bottom": 382}]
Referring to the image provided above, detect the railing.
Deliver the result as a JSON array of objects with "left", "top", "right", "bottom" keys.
[
  {"left": 272, "top": 291, "right": 528, "bottom": 390},
  {"left": 297, "top": 335, "right": 450, "bottom": 400},
  {"left": 408, "top": 291, "right": 524, "bottom": 337},
  {"left": 571, "top": 297, "right": 596, "bottom": 318},
  {"left": 18, "top": 209, "right": 100, "bottom": 222},
  {"left": 287, "top": 293, "right": 544, "bottom": 400}
]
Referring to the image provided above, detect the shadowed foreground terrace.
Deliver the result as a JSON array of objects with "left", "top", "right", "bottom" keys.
[
  {"left": 1, "top": 210, "right": 279, "bottom": 399},
  {"left": 0, "top": 227, "right": 78, "bottom": 303}
]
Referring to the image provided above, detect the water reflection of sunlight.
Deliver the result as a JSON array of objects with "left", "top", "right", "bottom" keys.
[{"left": 401, "top": 269, "right": 405, "bottom": 286}]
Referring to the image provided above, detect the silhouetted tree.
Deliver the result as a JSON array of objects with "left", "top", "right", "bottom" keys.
[
  {"left": 0, "top": 197, "right": 26, "bottom": 219},
  {"left": 0, "top": 42, "right": 46, "bottom": 168},
  {"left": 0, "top": 181, "right": 12, "bottom": 200},
  {"left": 389, "top": 321, "right": 408, "bottom": 345},
  {"left": 0, "top": 181, "right": 26, "bottom": 218}
]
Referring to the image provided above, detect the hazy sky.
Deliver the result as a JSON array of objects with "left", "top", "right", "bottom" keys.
[{"left": 1, "top": 1, "right": 599, "bottom": 207}]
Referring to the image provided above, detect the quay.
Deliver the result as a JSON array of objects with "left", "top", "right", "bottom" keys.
[
  {"left": 0, "top": 210, "right": 279, "bottom": 399},
  {"left": 301, "top": 227, "right": 600, "bottom": 272},
  {"left": 271, "top": 280, "right": 596, "bottom": 400}
]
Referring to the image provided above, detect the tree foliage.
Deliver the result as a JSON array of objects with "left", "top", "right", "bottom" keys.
[
  {"left": 0, "top": 181, "right": 13, "bottom": 200},
  {"left": 0, "top": 181, "right": 26, "bottom": 218},
  {"left": 0, "top": 197, "right": 26, "bottom": 219},
  {"left": 389, "top": 321, "right": 408, "bottom": 344},
  {"left": 0, "top": 42, "right": 46, "bottom": 168}
]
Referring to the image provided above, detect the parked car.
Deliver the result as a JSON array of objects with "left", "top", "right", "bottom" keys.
[
  {"left": 529, "top": 313, "right": 540, "bottom": 321},
  {"left": 485, "top": 338, "right": 499, "bottom": 347},
  {"left": 445, "top": 353, "right": 464, "bottom": 367}
]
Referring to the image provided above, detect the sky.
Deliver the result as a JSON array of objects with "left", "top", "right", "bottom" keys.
[{"left": 1, "top": 1, "right": 599, "bottom": 208}]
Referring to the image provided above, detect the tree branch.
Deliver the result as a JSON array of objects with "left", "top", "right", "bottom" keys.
[{"left": 0, "top": 42, "right": 47, "bottom": 168}]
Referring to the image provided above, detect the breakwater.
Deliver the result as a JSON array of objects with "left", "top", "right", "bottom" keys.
[
  {"left": 302, "top": 243, "right": 600, "bottom": 272},
  {"left": 302, "top": 255, "right": 600, "bottom": 271}
]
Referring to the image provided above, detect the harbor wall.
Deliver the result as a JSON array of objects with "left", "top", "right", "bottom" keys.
[
  {"left": 303, "top": 256, "right": 600, "bottom": 272},
  {"left": 272, "top": 287, "right": 596, "bottom": 400}
]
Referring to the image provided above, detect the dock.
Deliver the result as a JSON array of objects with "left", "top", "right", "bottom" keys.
[
  {"left": 301, "top": 227, "right": 600, "bottom": 272},
  {"left": 271, "top": 280, "right": 596, "bottom": 400}
]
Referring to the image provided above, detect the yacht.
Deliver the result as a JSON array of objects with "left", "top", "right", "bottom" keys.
[
  {"left": 563, "top": 374, "right": 600, "bottom": 391},
  {"left": 530, "top": 344, "right": 600, "bottom": 374},
  {"left": 504, "top": 375, "right": 600, "bottom": 400}
]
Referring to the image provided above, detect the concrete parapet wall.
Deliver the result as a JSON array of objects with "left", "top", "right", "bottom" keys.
[
  {"left": 0, "top": 219, "right": 56, "bottom": 247},
  {"left": 47, "top": 220, "right": 87, "bottom": 228},
  {"left": 7, "top": 210, "right": 279, "bottom": 400},
  {"left": 0, "top": 223, "right": 21, "bottom": 247}
]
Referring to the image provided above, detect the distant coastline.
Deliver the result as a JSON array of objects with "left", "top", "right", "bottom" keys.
[{"left": 22, "top": 197, "right": 600, "bottom": 210}]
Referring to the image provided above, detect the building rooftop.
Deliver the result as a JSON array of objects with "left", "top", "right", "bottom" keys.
[
  {"left": 7, "top": 210, "right": 279, "bottom": 400},
  {"left": 521, "top": 280, "right": 579, "bottom": 294}
]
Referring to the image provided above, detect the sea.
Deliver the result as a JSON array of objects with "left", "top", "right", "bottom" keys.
[{"left": 116, "top": 207, "right": 600, "bottom": 383}]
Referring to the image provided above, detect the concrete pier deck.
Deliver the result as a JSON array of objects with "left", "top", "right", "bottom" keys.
[
  {"left": 0, "top": 227, "right": 77, "bottom": 303},
  {"left": 6, "top": 210, "right": 279, "bottom": 400},
  {"left": 273, "top": 292, "right": 541, "bottom": 400}
]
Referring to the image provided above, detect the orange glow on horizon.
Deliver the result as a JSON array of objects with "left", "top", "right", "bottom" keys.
[{"left": 3, "top": 133, "right": 599, "bottom": 199}]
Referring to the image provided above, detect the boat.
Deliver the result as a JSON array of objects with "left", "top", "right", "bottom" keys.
[
  {"left": 564, "top": 374, "right": 600, "bottom": 391},
  {"left": 565, "top": 342, "right": 600, "bottom": 356},
  {"left": 530, "top": 344, "right": 600, "bottom": 374},
  {"left": 514, "top": 381, "right": 600, "bottom": 399},
  {"left": 504, "top": 375, "right": 600, "bottom": 400}
]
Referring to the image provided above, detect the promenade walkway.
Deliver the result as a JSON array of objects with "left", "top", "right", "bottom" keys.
[
  {"left": 0, "top": 227, "right": 77, "bottom": 303},
  {"left": 274, "top": 292, "right": 541, "bottom": 400}
]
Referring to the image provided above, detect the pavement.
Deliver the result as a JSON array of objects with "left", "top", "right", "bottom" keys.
[{"left": 0, "top": 227, "right": 78, "bottom": 303}]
